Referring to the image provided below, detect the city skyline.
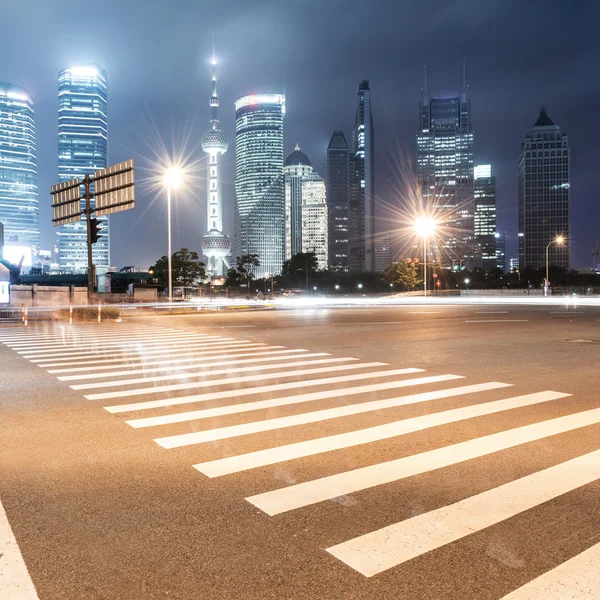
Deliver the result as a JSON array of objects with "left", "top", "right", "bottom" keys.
[{"left": 1, "top": 0, "right": 598, "bottom": 270}]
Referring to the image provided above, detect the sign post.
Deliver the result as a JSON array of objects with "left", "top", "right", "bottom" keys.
[{"left": 51, "top": 159, "right": 135, "bottom": 302}]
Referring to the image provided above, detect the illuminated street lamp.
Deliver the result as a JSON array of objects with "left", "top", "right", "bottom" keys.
[
  {"left": 414, "top": 216, "right": 437, "bottom": 297},
  {"left": 546, "top": 236, "right": 565, "bottom": 284},
  {"left": 164, "top": 167, "right": 182, "bottom": 302},
  {"left": 357, "top": 283, "right": 363, "bottom": 289}
]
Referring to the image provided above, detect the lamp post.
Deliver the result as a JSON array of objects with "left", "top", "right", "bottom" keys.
[
  {"left": 164, "top": 167, "right": 182, "bottom": 302},
  {"left": 414, "top": 216, "right": 437, "bottom": 297},
  {"left": 545, "top": 236, "right": 565, "bottom": 284}
]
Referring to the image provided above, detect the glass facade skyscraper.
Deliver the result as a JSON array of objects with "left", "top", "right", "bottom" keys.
[
  {"left": 474, "top": 164, "right": 497, "bottom": 270},
  {"left": 326, "top": 131, "right": 351, "bottom": 273},
  {"left": 352, "top": 81, "right": 375, "bottom": 272},
  {"left": 0, "top": 83, "right": 40, "bottom": 256},
  {"left": 518, "top": 107, "right": 570, "bottom": 271},
  {"left": 417, "top": 84, "right": 474, "bottom": 266},
  {"left": 57, "top": 65, "right": 108, "bottom": 273},
  {"left": 234, "top": 93, "right": 285, "bottom": 277}
]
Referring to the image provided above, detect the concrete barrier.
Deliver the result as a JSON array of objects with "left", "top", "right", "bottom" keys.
[{"left": 9, "top": 285, "right": 89, "bottom": 307}]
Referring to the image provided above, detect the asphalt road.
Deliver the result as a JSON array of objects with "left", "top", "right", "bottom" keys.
[{"left": 2, "top": 302, "right": 600, "bottom": 599}]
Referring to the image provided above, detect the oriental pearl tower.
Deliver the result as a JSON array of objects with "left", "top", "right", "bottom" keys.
[{"left": 200, "top": 46, "right": 231, "bottom": 276}]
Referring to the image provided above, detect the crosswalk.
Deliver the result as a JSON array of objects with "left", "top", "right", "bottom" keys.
[{"left": 2, "top": 322, "right": 599, "bottom": 598}]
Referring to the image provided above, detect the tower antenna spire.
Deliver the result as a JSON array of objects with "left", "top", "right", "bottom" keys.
[
  {"left": 462, "top": 59, "right": 466, "bottom": 90},
  {"left": 424, "top": 62, "right": 427, "bottom": 95}
]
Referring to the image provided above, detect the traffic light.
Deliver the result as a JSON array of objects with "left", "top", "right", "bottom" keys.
[
  {"left": 406, "top": 258, "right": 413, "bottom": 268},
  {"left": 452, "top": 259, "right": 458, "bottom": 271},
  {"left": 90, "top": 218, "right": 102, "bottom": 244},
  {"left": 460, "top": 260, "right": 466, "bottom": 271}
]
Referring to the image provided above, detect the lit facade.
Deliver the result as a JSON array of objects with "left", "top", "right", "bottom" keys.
[
  {"left": 234, "top": 93, "right": 285, "bottom": 277},
  {"left": 0, "top": 83, "right": 40, "bottom": 256},
  {"left": 495, "top": 231, "right": 506, "bottom": 272},
  {"left": 417, "top": 84, "right": 474, "bottom": 266},
  {"left": 352, "top": 81, "right": 375, "bottom": 272},
  {"left": 57, "top": 65, "right": 108, "bottom": 272},
  {"left": 326, "top": 131, "right": 351, "bottom": 272},
  {"left": 518, "top": 107, "right": 570, "bottom": 270},
  {"left": 374, "top": 232, "right": 392, "bottom": 273},
  {"left": 283, "top": 145, "right": 327, "bottom": 270},
  {"left": 201, "top": 49, "right": 231, "bottom": 276},
  {"left": 474, "top": 164, "right": 497, "bottom": 270}
]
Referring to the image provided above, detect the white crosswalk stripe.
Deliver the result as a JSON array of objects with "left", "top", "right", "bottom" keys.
[
  {"left": 500, "top": 542, "right": 600, "bottom": 599},
  {"left": 70, "top": 357, "right": 360, "bottom": 390},
  {"left": 326, "top": 448, "right": 600, "bottom": 577},
  {"left": 4, "top": 323, "right": 595, "bottom": 592},
  {"left": 36, "top": 342, "right": 268, "bottom": 367},
  {"left": 46, "top": 346, "right": 290, "bottom": 373},
  {"left": 104, "top": 367, "right": 426, "bottom": 413},
  {"left": 85, "top": 362, "right": 389, "bottom": 401},
  {"left": 52, "top": 348, "right": 311, "bottom": 377},
  {"left": 126, "top": 368, "right": 427, "bottom": 428}
]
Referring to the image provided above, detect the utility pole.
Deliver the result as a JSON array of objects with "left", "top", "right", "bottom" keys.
[{"left": 83, "top": 175, "right": 94, "bottom": 300}]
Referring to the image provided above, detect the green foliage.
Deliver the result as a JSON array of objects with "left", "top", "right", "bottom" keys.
[
  {"left": 281, "top": 252, "right": 319, "bottom": 280},
  {"left": 149, "top": 248, "right": 205, "bottom": 288},
  {"left": 382, "top": 261, "right": 423, "bottom": 291},
  {"left": 225, "top": 254, "right": 261, "bottom": 287}
]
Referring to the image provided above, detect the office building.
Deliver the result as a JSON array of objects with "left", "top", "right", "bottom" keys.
[
  {"left": 351, "top": 80, "right": 375, "bottom": 271},
  {"left": 57, "top": 65, "right": 109, "bottom": 273},
  {"left": 374, "top": 232, "right": 392, "bottom": 273},
  {"left": 326, "top": 131, "right": 352, "bottom": 272},
  {"left": 0, "top": 83, "right": 40, "bottom": 259},
  {"left": 518, "top": 107, "right": 570, "bottom": 270},
  {"left": 417, "top": 78, "right": 474, "bottom": 266},
  {"left": 473, "top": 164, "right": 497, "bottom": 270},
  {"left": 200, "top": 48, "right": 231, "bottom": 277},
  {"left": 495, "top": 231, "right": 506, "bottom": 272},
  {"left": 283, "top": 145, "right": 328, "bottom": 270},
  {"left": 234, "top": 93, "right": 285, "bottom": 278}
]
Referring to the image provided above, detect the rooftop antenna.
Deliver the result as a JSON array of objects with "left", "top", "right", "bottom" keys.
[
  {"left": 462, "top": 59, "right": 466, "bottom": 90},
  {"left": 424, "top": 62, "right": 427, "bottom": 95}
]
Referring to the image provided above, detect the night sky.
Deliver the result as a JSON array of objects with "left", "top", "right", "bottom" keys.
[{"left": 3, "top": 0, "right": 599, "bottom": 268}]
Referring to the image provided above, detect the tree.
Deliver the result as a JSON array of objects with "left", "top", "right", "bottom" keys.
[
  {"left": 382, "top": 261, "right": 423, "bottom": 291},
  {"left": 281, "top": 252, "right": 318, "bottom": 288},
  {"left": 225, "top": 254, "right": 261, "bottom": 290},
  {"left": 149, "top": 248, "right": 205, "bottom": 288}
]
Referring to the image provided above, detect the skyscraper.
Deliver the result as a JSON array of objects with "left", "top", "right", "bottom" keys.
[
  {"left": 495, "top": 231, "right": 506, "bottom": 272},
  {"left": 57, "top": 65, "right": 108, "bottom": 273},
  {"left": 351, "top": 80, "right": 375, "bottom": 272},
  {"left": 518, "top": 107, "right": 570, "bottom": 270},
  {"left": 417, "top": 78, "right": 474, "bottom": 266},
  {"left": 374, "top": 233, "right": 392, "bottom": 273},
  {"left": 0, "top": 83, "right": 40, "bottom": 260},
  {"left": 326, "top": 131, "right": 351, "bottom": 272},
  {"left": 283, "top": 145, "right": 328, "bottom": 270},
  {"left": 473, "top": 164, "right": 497, "bottom": 270},
  {"left": 234, "top": 93, "right": 285, "bottom": 278},
  {"left": 201, "top": 48, "right": 231, "bottom": 277}
]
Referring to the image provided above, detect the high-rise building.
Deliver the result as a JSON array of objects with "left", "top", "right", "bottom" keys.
[
  {"left": 509, "top": 257, "right": 519, "bottom": 273},
  {"left": 326, "top": 131, "right": 351, "bottom": 272},
  {"left": 283, "top": 145, "right": 328, "bottom": 270},
  {"left": 518, "top": 107, "right": 570, "bottom": 270},
  {"left": 0, "top": 83, "right": 40, "bottom": 260},
  {"left": 474, "top": 164, "right": 497, "bottom": 270},
  {"left": 495, "top": 231, "right": 506, "bottom": 272},
  {"left": 234, "top": 93, "right": 285, "bottom": 278},
  {"left": 374, "top": 232, "right": 392, "bottom": 273},
  {"left": 351, "top": 80, "right": 375, "bottom": 272},
  {"left": 417, "top": 79, "right": 474, "bottom": 266},
  {"left": 57, "top": 65, "right": 108, "bottom": 273},
  {"left": 200, "top": 48, "right": 231, "bottom": 277}
]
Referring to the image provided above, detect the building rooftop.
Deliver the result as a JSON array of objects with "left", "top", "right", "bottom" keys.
[
  {"left": 284, "top": 144, "right": 311, "bottom": 167},
  {"left": 534, "top": 106, "right": 555, "bottom": 127}
]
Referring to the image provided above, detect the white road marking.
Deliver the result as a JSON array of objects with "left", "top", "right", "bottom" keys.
[
  {"left": 326, "top": 448, "right": 600, "bottom": 577},
  {"left": 35, "top": 342, "right": 264, "bottom": 367},
  {"left": 48, "top": 347, "right": 299, "bottom": 374},
  {"left": 0, "top": 326, "right": 179, "bottom": 340},
  {"left": 154, "top": 374, "right": 463, "bottom": 448},
  {"left": 19, "top": 336, "right": 225, "bottom": 357},
  {"left": 104, "top": 368, "right": 419, "bottom": 413},
  {"left": 248, "top": 390, "right": 575, "bottom": 515},
  {"left": 6, "top": 332, "right": 210, "bottom": 349},
  {"left": 87, "top": 362, "right": 388, "bottom": 401},
  {"left": 197, "top": 382, "right": 515, "bottom": 477},
  {"left": 29, "top": 340, "right": 252, "bottom": 364},
  {"left": 0, "top": 498, "right": 40, "bottom": 599},
  {"left": 500, "top": 542, "right": 600, "bottom": 599},
  {"left": 126, "top": 368, "right": 427, "bottom": 428},
  {"left": 70, "top": 357, "right": 358, "bottom": 390},
  {"left": 465, "top": 320, "right": 530, "bottom": 323}
]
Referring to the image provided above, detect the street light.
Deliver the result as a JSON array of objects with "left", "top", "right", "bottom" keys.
[
  {"left": 414, "top": 216, "right": 437, "bottom": 297},
  {"left": 464, "top": 278, "right": 470, "bottom": 290},
  {"left": 357, "top": 283, "right": 363, "bottom": 289},
  {"left": 546, "top": 236, "right": 565, "bottom": 283},
  {"left": 163, "top": 167, "right": 182, "bottom": 302}
]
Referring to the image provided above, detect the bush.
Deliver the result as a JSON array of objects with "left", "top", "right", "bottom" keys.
[{"left": 54, "top": 307, "right": 120, "bottom": 321}]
